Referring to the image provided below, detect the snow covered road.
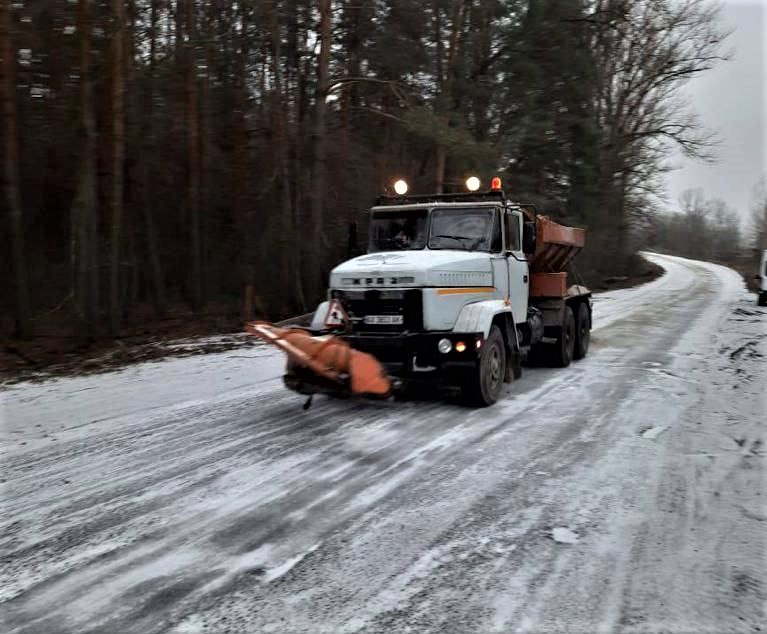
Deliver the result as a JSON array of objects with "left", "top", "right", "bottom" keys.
[{"left": 1, "top": 253, "right": 765, "bottom": 633}]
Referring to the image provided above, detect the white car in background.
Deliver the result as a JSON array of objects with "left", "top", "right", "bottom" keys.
[{"left": 757, "top": 250, "right": 767, "bottom": 306}]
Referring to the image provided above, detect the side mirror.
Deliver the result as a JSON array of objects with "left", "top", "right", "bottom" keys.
[
  {"left": 523, "top": 221, "right": 537, "bottom": 254},
  {"left": 347, "top": 221, "right": 358, "bottom": 254},
  {"left": 349, "top": 211, "right": 371, "bottom": 257},
  {"left": 347, "top": 221, "right": 366, "bottom": 257}
]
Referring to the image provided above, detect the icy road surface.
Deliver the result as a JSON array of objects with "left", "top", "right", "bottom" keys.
[{"left": 1, "top": 253, "right": 765, "bottom": 633}]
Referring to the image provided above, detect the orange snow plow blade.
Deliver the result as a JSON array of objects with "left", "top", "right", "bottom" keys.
[{"left": 245, "top": 321, "right": 392, "bottom": 397}]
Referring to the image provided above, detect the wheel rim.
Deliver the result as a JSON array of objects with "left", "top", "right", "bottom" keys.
[
  {"left": 486, "top": 342, "right": 502, "bottom": 392},
  {"left": 564, "top": 312, "right": 575, "bottom": 361}
]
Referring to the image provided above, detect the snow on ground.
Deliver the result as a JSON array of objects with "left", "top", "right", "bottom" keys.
[
  {"left": 1, "top": 253, "right": 764, "bottom": 634},
  {"left": 1, "top": 343, "right": 285, "bottom": 453}
]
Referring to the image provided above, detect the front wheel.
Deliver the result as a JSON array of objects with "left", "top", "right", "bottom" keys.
[{"left": 463, "top": 325, "right": 506, "bottom": 407}]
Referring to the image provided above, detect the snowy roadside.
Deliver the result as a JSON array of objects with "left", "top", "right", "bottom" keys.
[
  {"left": 0, "top": 309, "right": 317, "bottom": 386},
  {"left": 0, "top": 345, "right": 285, "bottom": 452}
]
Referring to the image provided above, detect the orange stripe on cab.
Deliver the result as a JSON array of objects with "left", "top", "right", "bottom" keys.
[{"left": 437, "top": 287, "right": 496, "bottom": 295}]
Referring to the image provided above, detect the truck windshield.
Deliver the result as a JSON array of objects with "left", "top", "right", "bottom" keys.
[
  {"left": 429, "top": 207, "right": 495, "bottom": 251},
  {"left": 368, "top": 209, "right": 428, "bottom": 251}
]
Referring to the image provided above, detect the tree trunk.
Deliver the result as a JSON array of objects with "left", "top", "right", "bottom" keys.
[
  {"left": 110, "top": 0, "right": 126, "bottom": 335},
  {"left": 71, "top": 0, "right": 100, "bottom": 339},
  {"left": 309, "top": 0, "right": 331, "bottom": 302},
  {"left": 143, "top": 0, "right": 166, "bottom": 315},
  {"left": 435, "top": 146, "right": 446, "bottom": 193},
  {"left": 434, "top": 0, "right": 465, "bottom": 193},
  {"left": 287, "top": 2, "right": 307, "bottom": 311},
  {"left": 174, "top": 0, "right": 183, "bottom": 62},
  {"left": 1, "top": 0, "right": 31, "bottom": 336},
  {"left": 235, "top": 4, "right": 256, "bottom": 317},
  {"left": 269, "top": 4, "right": 304, "bottom": 313},
  {"left": 186, "top": 0, "right": 203, "bottom": 310}
]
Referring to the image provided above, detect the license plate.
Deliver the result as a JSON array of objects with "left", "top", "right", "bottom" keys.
[{"left": 364, "top": 314, "right": 404, "bottom": 325}]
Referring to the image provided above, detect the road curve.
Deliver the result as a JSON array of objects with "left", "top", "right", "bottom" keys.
[{"left": 1, "top": 253, "right": 765, "bottom": 633}]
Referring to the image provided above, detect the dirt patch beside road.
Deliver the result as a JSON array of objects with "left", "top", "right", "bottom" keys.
[{"left": 1, "top": 312, "right": 313, "bottom": 385}]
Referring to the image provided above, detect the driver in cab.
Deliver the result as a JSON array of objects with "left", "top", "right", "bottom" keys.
[{"left": 394, "top": 217, "right": 421, "bottom": 248}]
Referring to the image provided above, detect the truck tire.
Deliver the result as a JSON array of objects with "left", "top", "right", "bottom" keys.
[
  {"left": 463, "top": 325, "right": 506, "bottom": 407},
  {"left": 573, "top": 302, "right": 590, "bottom": 360},
  {"left": 550, "top": 306, "right": 576, "bottom": 368}
]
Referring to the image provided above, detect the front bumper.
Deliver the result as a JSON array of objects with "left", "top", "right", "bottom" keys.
[{"left": 341, "top": 331, "right": 483, "bottom": 384}]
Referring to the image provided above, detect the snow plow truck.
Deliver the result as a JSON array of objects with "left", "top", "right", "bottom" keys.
[{"left": 247, "top": 178, "right": 592, "bottom": 407}]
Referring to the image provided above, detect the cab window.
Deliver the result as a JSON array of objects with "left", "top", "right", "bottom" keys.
[
  {"left": 428, "top": 207, "right": 495, "bottom": 252},
  {"left": 368, "top": 209, "right": 428, "bottom": 251},
  {"left": 490, "top": 209, "right": 503, "bottom": 252},
  {"left": 505, "top": 211, "right": 521, "bottom": 252}
]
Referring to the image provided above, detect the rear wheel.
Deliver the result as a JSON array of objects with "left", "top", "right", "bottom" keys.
[
  {"left": 463, "top": 325, "right": 506, "bottom": 407},
  {"left": 550, "top": 306, "right": 575, "bottom": 368},
  {"left": 573, "top": 302, "right": 591, "bottom": 360}
]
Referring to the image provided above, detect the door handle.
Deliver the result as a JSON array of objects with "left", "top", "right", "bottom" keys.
[{"left": 523, "top": 275, "right": 528, "bottom": 283}]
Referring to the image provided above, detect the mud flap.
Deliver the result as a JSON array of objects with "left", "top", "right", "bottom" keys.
[{"left": 503, "top": 316, "right": 523, "bottom": 382}]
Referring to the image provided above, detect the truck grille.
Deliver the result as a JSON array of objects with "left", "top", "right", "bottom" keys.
[{"left": 333, "top": 289, "right": 423, "bottom": 332}]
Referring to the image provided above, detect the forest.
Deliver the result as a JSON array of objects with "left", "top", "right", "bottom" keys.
[
  {"left": 649, "top": 187, "right": 767, "bottom": 266},
  {"left": 0, "top": 0, "right": 740, "bottom": 342}
]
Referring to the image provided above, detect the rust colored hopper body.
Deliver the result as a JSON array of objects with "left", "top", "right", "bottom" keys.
[
  {"left": 529, "top": 216, "right": 586, "bottom": 298},
  {"left": 245, "top": 321, "right": 392, "bottom": 397}
]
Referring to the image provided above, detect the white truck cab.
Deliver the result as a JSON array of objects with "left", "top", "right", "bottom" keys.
[{"left": 328, "top": 201, "right": 530, "bottom": 325}]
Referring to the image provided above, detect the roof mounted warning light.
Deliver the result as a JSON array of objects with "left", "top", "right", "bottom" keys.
[{"left": 465, "top": 176, "right": 481, "bottom": 192}]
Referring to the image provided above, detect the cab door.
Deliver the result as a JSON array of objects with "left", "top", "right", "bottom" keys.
[
  {"left": 490, "top": 207, "right": 510, "bottom": 302},
  {"left": 504, "top": 209, "right": 529, "bottom": 323}
]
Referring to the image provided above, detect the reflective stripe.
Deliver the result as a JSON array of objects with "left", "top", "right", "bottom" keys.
[{"left": 437, "top": 287, "right": 496, "bottom": 295}]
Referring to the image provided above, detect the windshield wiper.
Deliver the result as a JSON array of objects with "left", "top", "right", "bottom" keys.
[{"left": 432, "top": 234, "right": 473, "bottom": 245}]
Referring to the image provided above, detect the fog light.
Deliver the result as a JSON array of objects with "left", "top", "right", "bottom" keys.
[
  {"left": 455, "top": 341, "right": 467, "bottom": 353},
  {"left": 438, "top": 338, "right": 452, "bottom": 354}
]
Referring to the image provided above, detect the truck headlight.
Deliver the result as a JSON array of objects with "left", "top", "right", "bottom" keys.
[{"left": 438, "top": 338, "right": 452, "bottom": 354}]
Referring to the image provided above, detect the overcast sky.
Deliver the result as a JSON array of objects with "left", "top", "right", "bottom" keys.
[
  {"left": 27, "top": 2, "right": 760, "bottom": 220},
  {"left": 663, "top": 0, "right": 766, "bottom": 221}
]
